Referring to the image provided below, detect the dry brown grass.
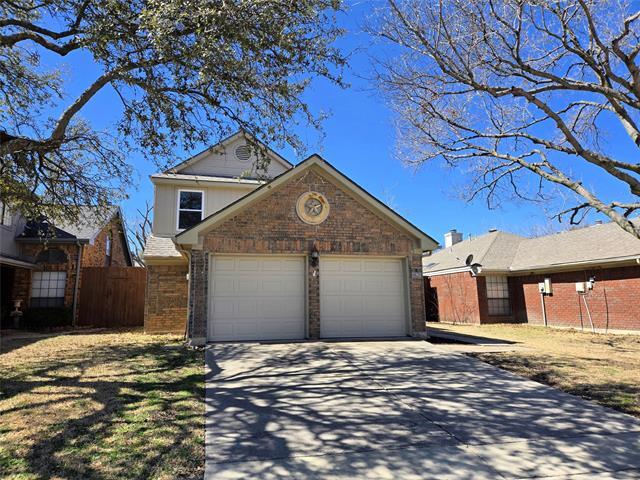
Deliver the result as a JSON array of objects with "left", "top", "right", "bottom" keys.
[
  {"left": 429, "top": 323, "right": 640, "bottom": 417},
  {"left": 0, "top": 330, "right": 204, "bottom": 479}
]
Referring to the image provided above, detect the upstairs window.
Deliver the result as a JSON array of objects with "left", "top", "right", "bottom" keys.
[
  {"left": 177, "top": 190, "right": 204, "bottom": 230},
  {"left": 0, "top": 202, "right": 12, "bottom": 226},
  {"left": 486, "top": 275, "right": 511, "bottom": 316}
]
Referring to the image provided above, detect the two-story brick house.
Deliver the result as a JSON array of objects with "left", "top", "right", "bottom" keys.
[{"left": 143, "top": 132, "right": 438, "bottom": 344}]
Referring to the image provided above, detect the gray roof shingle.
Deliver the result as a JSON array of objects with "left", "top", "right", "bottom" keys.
[
  {"left": 17, "top": 206, "right": 119, "bottom": 242},
  {"left": 422, "top": 231, "right": 525, "bottom": 274},
  {"left": 510, "top": 220, "right": 640, "bottom": 271},
  {"left": 424, "top": 219, "right": 640, "bottom": 274},
  {"left": 143, "top": 235, "right": 185, "bottom": 260}
]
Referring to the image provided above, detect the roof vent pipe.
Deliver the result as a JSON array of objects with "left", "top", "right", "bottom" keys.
[{"left": 444, "top": 229, "right": 463, "bottom": 248}]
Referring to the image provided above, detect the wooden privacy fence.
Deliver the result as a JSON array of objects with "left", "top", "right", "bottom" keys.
[{"left": 78, "top": 267, "right": 146, "bottom": 328}]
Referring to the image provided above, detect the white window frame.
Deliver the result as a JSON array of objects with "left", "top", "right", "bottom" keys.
[
  {"left": 106, "top": 234, "right": 112, "bottom": 256},
  {"left": 176, "top": 189, "right": 205, "bottom": 231},
  {"left": 0, "top": 202, "right": 12, "bottom": 227},
  {"left": 31, "top": 271, "right": 67, "bottom": 307}
]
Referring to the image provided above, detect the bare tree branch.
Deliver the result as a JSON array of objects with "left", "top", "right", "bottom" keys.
[{"left": 373, "top": 0, "right": 640, "bottom": 238}]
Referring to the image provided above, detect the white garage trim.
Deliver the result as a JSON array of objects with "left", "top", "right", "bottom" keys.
[
  {"left": 208, "top": 255, "right": 306, "bottom": 341},
  {"left": 320, "top": 256, "right": 410, "bottom": 338}
]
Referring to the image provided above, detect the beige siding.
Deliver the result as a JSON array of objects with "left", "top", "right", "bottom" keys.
[
  {"left": 0, "top": 211, "right": 25, "bottom": 258},
  {"left": 179, "top": 136, "right": 289, "bottom": 178},
  {"left": 152, "top": 183, "right": 256, "bottom": 236}
]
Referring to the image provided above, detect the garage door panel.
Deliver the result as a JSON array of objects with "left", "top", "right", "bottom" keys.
[
  {"left": 260, "top": 297, "right": 303, "bottom": 317},
  {"left": 363, "top": 260, "right": 386, "bottom": 272},
  {"left": 209, "top": 256, "right": 305, "bottom": 341},
  {"left": 363, "top": 277, "right": 384, "bottom": 291},
  {"left": 320, "top": 257, "right": 406, "bottom": 338},
  {"left": 238, "top": 258, "right": 260, "bottom": 271},
  {"left": 343, "top": 261, "right": 363, "bottom": 272},
  {"left": 213, "top": 278, "right": 235, "bottom": 295},
  {"left": 261, "top": 279, "right": 285, "bottom": 293},
  {"left": 321, "top": 280, "right": 341, "bottom": 294},
  {"left": 212, "top": 299, "right": 235, "bottom": 315},
  {"left": 281, "top": 258, "right": 305, "bottom": 271},
  {"left": 236, "top": 278, "right": 260, "bottom": 295},
  {"left": 341, "top": 297, "right": 365, "bottom": 315},
  {"left": 237, "top": 300, "right": 258, "bottom": 316},
  {"left": 363, "top": 296, "right": 401, "bottom": 314},
  {"left": 321, "top": 258, "right": 341, "bottom": 271},
  {"left": 214, "top": 257, "right": 235, "bottom": 271},
  {"left": 344, "top": 278, "right": 363, "bottom": 293}
]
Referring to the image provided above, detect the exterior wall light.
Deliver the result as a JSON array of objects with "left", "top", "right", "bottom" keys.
[{"left": 310, "top": 245, "right": 319, "bottom": 268}]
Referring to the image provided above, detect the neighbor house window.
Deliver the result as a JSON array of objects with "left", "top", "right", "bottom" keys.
[
  {"left": 30, "top": 271, "right": 67, "bottom": 308},
  {"left": 485, "top": 275, "right": 510, "bottom": 316},
  {"left": 177, "top": 190, "right": 204, "bottom": 230},
  {"left": 105, "top": 233, "right": 112, "bottom": 266}
]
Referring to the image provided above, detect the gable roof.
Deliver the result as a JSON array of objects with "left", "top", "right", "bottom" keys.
[
  {"left": 164, "top": 131, "right": 293, "bottom": 175},
  {"left": 16, "top": 206, "right": 133, "bottom": 265},
  {"left": 423, "top": 231, "right": 525, "bottom": 275},
  {"left": 424, "top": 218, "right": 640, "bottom": 275},
  {"left": 17, "top": 206, "right": 119, "bottom": 243},
  {"left": 175, "top": 154, "right": 438, "bottom": 251}
]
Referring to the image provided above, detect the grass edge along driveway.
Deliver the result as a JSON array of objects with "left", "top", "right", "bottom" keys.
[
  {"left": 429, "top": 323, "right": 640, "bottom": 418},
  {"left": 0, "top": 330, "right": 204, "bottom": 480}
]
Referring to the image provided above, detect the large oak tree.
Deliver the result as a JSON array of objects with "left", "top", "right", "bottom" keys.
[
  {"left": 1, "top": 0, "right": 344, "bottom": 223},
  {"left": 373, "top": 0, "right": 640, "bottom": 237}
]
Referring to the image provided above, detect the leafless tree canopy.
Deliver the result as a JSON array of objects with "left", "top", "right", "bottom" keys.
[
  {"left": 374, "top": 0, "right": 640, "bottom": 237},
  {"left": 129, "top": 201, "right": 152, "bottom": 267}
]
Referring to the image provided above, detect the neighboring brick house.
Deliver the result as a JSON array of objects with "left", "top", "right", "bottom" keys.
[
  {"left": 143, "top": 132, "right": 438, "bottom": 344},
  {"left": 0, "top": 206, "right": 132, "bottom": 327},
  {"left": 423, "top": 221, "right": 640, "bottom": 331}
]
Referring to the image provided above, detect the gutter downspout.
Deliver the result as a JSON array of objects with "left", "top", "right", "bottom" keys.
[
  {"left": 72, "top": 242, "right": 83, "bottom": 328},
  {"left": 540, "top": 291, "right": 548, "bottom": 327}
]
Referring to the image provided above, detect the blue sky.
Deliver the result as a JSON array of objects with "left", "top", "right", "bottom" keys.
[{"left": 44, "top": 1, "right": 633, "bottom": 244}]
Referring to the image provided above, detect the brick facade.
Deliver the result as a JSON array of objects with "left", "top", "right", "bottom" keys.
[
  {"left": 425, "top": 272, "right": 483, "bottom": 324},
  {"left": 188, "top": 251, "right": 208, "bottom": 339},
  {"left": 511, "top": 266, "right": 640, "bottom": 330},
  {"left": 144, "top": 263, "right": 189, "bottom": 334},
  {"left": 82, "top": 218, "right": 130, "bottom": 267},
  {"left": 183, "top": 166, "right": 425, "bottom": 341},
  {"left": 426, "top": 264, "right": 640, "bottom": 330}
]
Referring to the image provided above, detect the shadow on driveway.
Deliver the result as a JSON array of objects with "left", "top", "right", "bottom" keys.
[{"left": 205, "top": 341, "right": 640, "bottom": 479}]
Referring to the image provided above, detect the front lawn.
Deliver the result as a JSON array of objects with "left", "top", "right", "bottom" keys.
[
  {"left": 0, "top": 330, "right": 204, "bottom": 479},
  {"left": 428, "top": 323, "right": 640, "bottom": 418}
]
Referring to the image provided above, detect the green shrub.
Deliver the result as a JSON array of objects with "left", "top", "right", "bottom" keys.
[{"left": 20, "top": 307, "right": 73, "bottom": 330}]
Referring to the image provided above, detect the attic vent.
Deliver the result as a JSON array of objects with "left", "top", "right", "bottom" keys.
[{"left": 234, "top": 145, "right": 251, "bottom": 162}]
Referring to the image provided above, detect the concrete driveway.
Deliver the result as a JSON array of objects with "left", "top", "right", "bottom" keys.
[{"left": 205, "top": 340, "right": 640, "bottom": 479}]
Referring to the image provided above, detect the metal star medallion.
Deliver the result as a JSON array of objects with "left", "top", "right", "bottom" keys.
[{"left": 304, "top": 198, "right": 323, "bottom": 216}]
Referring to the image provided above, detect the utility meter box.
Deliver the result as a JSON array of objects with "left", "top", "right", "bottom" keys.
[
  {"left": 538, "top": 279, "right": 553, "bottom": 294},
  {"left": 575, "top": 282, "right": 586, "bottom": 293}
]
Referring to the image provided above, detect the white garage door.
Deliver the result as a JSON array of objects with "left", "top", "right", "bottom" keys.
[
  {"left": 320, "top": 257, "right": 407, "bottom": 338},
  {"left": 209, "top": 256, "right": 305, "bottom": 341}
]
